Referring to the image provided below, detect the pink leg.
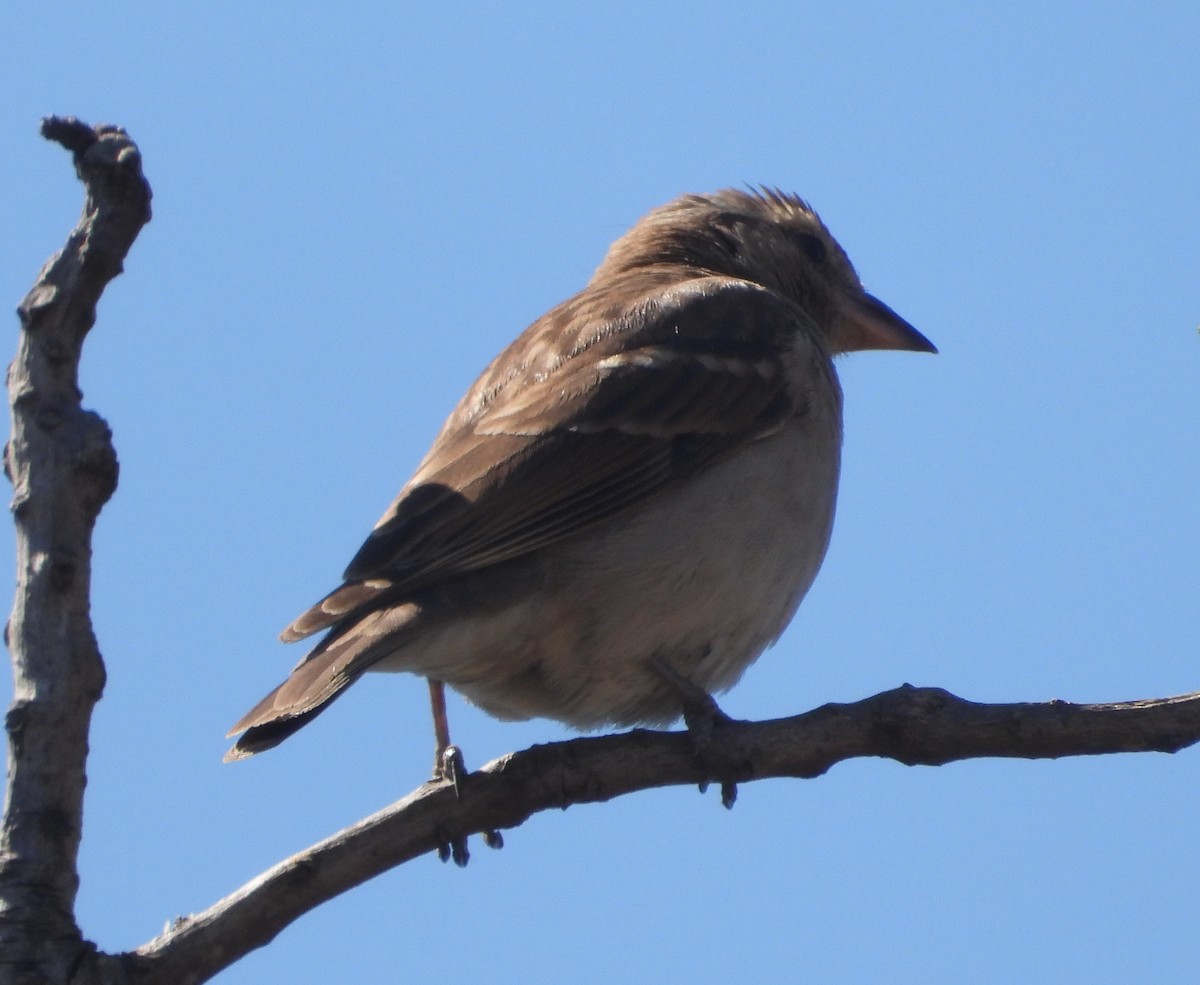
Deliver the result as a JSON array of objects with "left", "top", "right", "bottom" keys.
[{"left": 429, "top": 678, "right": 451, "bottom": 773}]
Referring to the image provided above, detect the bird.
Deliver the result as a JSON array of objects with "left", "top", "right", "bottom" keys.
[{"left": 224, "top": 187, "right": 935, "bottom": 773}]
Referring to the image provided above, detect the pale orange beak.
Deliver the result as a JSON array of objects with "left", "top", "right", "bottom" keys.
[{"left": 832, "top": 292, "right": 937, "bottom": 354}]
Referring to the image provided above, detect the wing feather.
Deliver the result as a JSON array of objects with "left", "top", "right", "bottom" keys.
[{"left": 283, "top": 271, "right": 817, "bottom": 641}]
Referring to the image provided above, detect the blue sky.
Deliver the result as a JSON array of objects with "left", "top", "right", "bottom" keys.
[{"left": 3, "top": 4, "right": 1198, "bottom": 983}]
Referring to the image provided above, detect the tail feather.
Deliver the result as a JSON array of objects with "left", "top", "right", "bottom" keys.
[
  {"left": 223, "top": 644, "right": 363, "bottom": 761},
  {"left": 225, "top": 603, "right": 421, "bottom": 761},
  {"left": 223, "top": 696, "right": 348, "bottom": 761}
]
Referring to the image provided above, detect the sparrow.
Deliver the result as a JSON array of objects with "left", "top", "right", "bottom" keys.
[{"left": 224, "top": 187, "right": 935, "bottom": 770}]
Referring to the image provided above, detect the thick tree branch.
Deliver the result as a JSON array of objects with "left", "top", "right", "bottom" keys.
[
  {"left": 126, "top": 685, "right": 1200, "bottom": 985},
  {"left": 0, "top": 118, "right": 150, "bottom": 982}
]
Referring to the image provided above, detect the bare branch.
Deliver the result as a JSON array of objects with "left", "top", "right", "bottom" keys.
[
  {"left": 126, "top": 685, "right": 1200, "bottom": 985},
  {"left": 0, "top": 117, "right": 151, "bottom": 981}
]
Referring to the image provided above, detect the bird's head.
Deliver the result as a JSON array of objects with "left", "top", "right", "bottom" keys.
[{"left": 593, "top": 187, "right": 936, "bottom": 356}]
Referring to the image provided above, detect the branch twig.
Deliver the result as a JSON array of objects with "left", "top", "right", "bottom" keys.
[{"left": 127, "top": 685, "right": 1200, "bottom": 985}]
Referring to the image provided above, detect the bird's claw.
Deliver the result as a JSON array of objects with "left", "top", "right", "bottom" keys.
[
  {"left": 434, "top": 743, "right": 467, "bottom": 799},
  {"left": 430, "top": 746, "right": 506, "bottom": 865},
  {"left": 436, "top": 831, "right": 470, "bottom": 868},
  {"left": 648, "top": 656, "right": 743, "bottom": 807}
]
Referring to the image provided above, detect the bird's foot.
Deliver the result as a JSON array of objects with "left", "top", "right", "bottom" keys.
[
  {"left": 435, "top": 830, "right": 470, "bottom": 867},
  {"left": 433, "top": 743, "right": 466, "bottom": 797},
  {"left": 429, "top": 744, "right": 504, "bottom": 866},
  {"left": 688, "top": 715, "right": 740, "bottom": 811},
  {"left": 648, "top": 657, "right": 742, "bottom": 809}
]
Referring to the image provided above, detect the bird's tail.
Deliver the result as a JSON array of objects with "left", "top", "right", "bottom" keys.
[
  {"left": 223, "top": 642, "right": 363, "bottom": 761},
  {"left": 223, "top": 602, "right": 422, "bottom": 761}
]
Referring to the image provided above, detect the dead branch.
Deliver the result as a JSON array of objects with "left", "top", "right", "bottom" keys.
[
  {"left": 0, "top": 117, "right": 150, "bottom": 984},
  {"left": 127, "top": 685, "right": 1200, "bottom": 985}
]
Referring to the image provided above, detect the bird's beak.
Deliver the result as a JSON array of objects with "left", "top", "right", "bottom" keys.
[{"left": 832, "top": 292, "right": 937, "bottom": 354}]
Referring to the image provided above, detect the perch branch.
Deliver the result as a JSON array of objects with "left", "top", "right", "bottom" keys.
[{"left": 127, "top": 685, "right": 1200, "bottom": 985}]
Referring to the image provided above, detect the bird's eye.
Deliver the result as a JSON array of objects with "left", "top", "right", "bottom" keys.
[{"left": 791, "top": 231, "right": 827, "bottom": 264}]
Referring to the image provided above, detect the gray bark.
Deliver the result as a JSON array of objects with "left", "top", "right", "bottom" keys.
[{"left": 1, "top": 117, "right": 149, "bottom": 985}]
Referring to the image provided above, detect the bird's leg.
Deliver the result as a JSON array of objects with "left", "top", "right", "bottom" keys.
[
  {"left": 428, "top": 678, "right": 464, "bottom": 793},
  {"left": 648, "top": 655, "right": 735, "bottom": 732},
  {"left": 426, "top": 678, "right": 504, "bottom": 863},
  {"left": 648, "top": 655, "right": 741, "bottom": 809},
  {"left": 427, "top": 679, "right": 469, "bottom": 866}
]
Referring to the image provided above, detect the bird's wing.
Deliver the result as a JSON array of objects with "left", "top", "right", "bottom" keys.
[{"left": 282, "top": 273, "right": 823, "bottom": 641}]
